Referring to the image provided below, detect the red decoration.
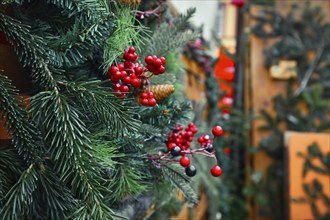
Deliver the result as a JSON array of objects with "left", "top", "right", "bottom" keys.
[
  {"left": 231, "top": 0, "right": 245, "bottom": 8},
  {"left": 214, "top": 50, "right": 235, "bottom": 82}
]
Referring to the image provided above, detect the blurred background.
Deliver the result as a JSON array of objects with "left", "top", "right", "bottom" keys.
[{"left": 168, "top": 0, "right": 330, "bottom": 219}]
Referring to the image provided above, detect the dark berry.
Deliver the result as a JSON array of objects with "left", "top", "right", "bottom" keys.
[
  {"left": 180, "top": 156, "right": 190, "bottom": 167},
  {"left": 212, "top": 125, "right": 223, "bottom": 137},
  {"left": 167, "top": 142, "right": 176, "bottom": 151},
  {"left": 171, "top": 146, "right": 181, "bottom": 156},
  {"left": 210, "top": 165, "right": 222, "bottom": 177},
  {"left": 185, "top": 165, "right": 197, "bottom": 177},
  {"left": 204, "top": 143, "right": 214, "bottom": 153}
]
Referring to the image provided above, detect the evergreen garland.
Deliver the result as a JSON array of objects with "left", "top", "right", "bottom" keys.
[{"left": 0, "top": 0, "right": 199, "bottom": 219}]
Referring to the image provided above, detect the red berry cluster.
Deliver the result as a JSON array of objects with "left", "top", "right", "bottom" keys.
[
  {"left": 166, "top": 123, "right": 198, "bottom": 152},
  {"left": 166, "top": 125, "right": 224, "bottom": 178},
  {"left": 140, "top": 91, "right": 157, "bottom": 107},
  {"left": 145, "top": 55, "right": 166, "bottom": 75},
  {"left": 107, "top": 46, "right": 166, "bottom": 102}
]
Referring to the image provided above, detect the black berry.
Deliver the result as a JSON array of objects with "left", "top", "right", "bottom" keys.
[
  {"left": 171, "top": 146, "right": 181, "bottom": 157},
  {"left": 185, "top": 165, "right": 197, "bottom": 177},
  {"left": 204, "top": 143, "right": 214, "bottom": 153}
]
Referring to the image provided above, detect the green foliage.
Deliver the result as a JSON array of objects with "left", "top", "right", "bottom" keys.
[
  {"left": 140, "top": 8, "right": 200, "bottom": 58},
  {"left": 0, "top": 0, "right": 200, "bottom": 219},
  {"left": 251, "top": 2, "right": 330, "bottom": 219}
]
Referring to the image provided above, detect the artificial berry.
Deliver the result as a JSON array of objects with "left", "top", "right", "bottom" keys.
[
  {"left": 204, "top": 143, "right": 214, "bottom": 153},
  {"left": 123, "top": 76, "right": 131, "bottom": 84},
  {"left": 140, "top": 92, "right": 148, "bottom": 99},
  {"left": 131, "top": 78, "right": 141, "bottom": 88},
  {"left": 185, "top": 165, "right": 197, "bottom": 177},
  {"left": 153, "top": 58, "right": 162, "bottom": 67},
  {"left": 108, "top": 66, "right": 119, "bottom": 75},
  {"left": 145, "top": 55, "right": 153, "bottom": 64},
  {"left": 128, "top": 46, "right": 135, "bottom": 53},
  {"left": 148, "top": 98, "right": 157, "bottom": 107},
  {"left": 180, "top": 156, "right": 190, "bottom": 167},
  {"left": 117, "top": 63, "right": 125, "bottom": 71},
  {"left": 224, "top": 147, "right": 231, "bottom": 155},
  {"left": 210, "top": 165, "right": 222, "bottom": 177},
  {"left": 212, "top": 125, "right": 223, "bottom": 137},
  {"left": 171, "top": 146, "right": 181, "bottom": 157},
  {"left": 134, "top": 66, "right": 144, "bottom": 76},
  {"left": 141, "top": 98, "right": 149, "bottom": 106},
  {"left": 159, "top": 56, "right": 166, "bottom": 65},
  {"left": 120, "top": 85, "right": 129, "bottom": 93},
  {"left": 114, "top": 71, "right": 122, "bottom": 80}
]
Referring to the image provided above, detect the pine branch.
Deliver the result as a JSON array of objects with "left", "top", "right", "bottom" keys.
[
  {"left": 103, "top": 6, "right": 150, "bottom": 69},
  {"left": 62, "top": 80, "right": 140, "bottom": 136},
  {"left": 162, "top": 164, "right": 198, "bottom": 204},
  {"left": 0, "top": 74, "right": 41, "bottom": 163},
  {"left": 140, "top": 8, "right": 199, "bottom": 58},
  {"left": 0, "top": 14, "right": 59, "bottom": 90},
  {"left": 0, "top": 164, "right": 38, "bottom": 220},
  {"left": 29, "top": 91, "right": 116, "bottom": 219},
  {"left": 108, "top": 162, "right": 148, "bottom": 202}
]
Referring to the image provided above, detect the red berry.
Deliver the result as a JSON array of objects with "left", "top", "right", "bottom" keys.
[
  {"left": 114, "top": 88, "right": 120, "bottom": 93},
  {"left": 131, "top": 78, "right": 141, "bottom": 88},
  {"left": 153, "top": 58, "right": 162, "bottom": 67},
  {"left": 197, "top": 136, "right": 204, "bottom": 144},
  {"left": 123, "top": 76, "right": 131, "bottom": 84},
  {"left": 148, "top": 92, "right": 154, "bottom": 98},
  {"left": 224, "top": 147, "right": 231, "bottom": 155},
  {"left": 123, "top": 51, "right": 129, "bottom": 60},
  {"left": 134, "top": 66, "right": 144, "bottom": 76},
  {"left": 109, "top": 66, "right": 119, "bottom": 75},
  {"left": 120, "top": 85, "right": 129, "bottom": 92},
  {"left": 120, "top": 71, "right": 128, "bottom": 78},
  {"left": 212, "top": 125, "right": 223, "bottom": 137},
  {"left": 203, "top": 135, "right": 210, "bottom": 141},
  {"left": 145, "top": 55, "right": 153, "bottom": 64},
  {"left": 126, "top": 53, "right": 136, "bottom": 62},
  {"left": 180, "top": 156, "right": 190, "bottom": 167},
  {"left": 148, "top": 98, "right": 157, "bottom": 106},
  {"left": 132, "top": 53, "right": 138, "bottom": 61},
  {"left": 124, "top": 61, "right": 133, "bottom": 68},
  {"left": 140, "top": 92, "right": 148, "bottom": 99},
  {"left": 155, "top": 65, "right": 165, "bottom": 75},
  {"left": 146, "top": 64, "right": 155, "bottom": 72},
  {"left": 141, "top": 98, "right": 149, "bottom": 106},
  {"left": 128, "top": 46, "right": 135, "bottom": 53},
  {"left": 159, "top": 56, "right": 166, "bottom": 65},
  {"left": 167, "top": 142, "right": 176, "bottom": 151},
  {"left": 210, "top": 165, "right": 222, "bottom": 177},
  {"left": 114, "top": 71, "right": 122, "bottom": 79},
  {"left": 118, "top": 63, "right": 125, "bottom": 71},
  {"left": 117, "top": 93, "right": 126, "bottom": 98},
  {"left": 191, "top": 127, "right": 198, "bottom": 134}
]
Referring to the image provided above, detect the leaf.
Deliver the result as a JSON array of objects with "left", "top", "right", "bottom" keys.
[
  {"left": 307, "top": 143, "right": 321, "bottom": 158},
  {"left": 312, "top": 179, "right": 323, "bottom": 193},
  {"left": 303, "top": 183, "right": 312, "bottom": 196},
  {"left": 303, "top": 160, "right": 312, "bottom": 177}
]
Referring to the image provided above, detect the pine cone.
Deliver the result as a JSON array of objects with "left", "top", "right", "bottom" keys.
[
  {"left": 116, "top": 0, "right": 141, "bottom": 5},
  {"left": 150, "top": 84, "right": 175, "bottom": 102}
]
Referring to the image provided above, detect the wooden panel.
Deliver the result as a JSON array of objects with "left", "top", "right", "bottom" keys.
[{"left": 285, "top": 132, "right": 330, "bottom": 220}]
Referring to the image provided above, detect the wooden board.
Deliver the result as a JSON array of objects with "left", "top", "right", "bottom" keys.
[{"left": 285, "top": 131, "right": 330, "bottom": 220}]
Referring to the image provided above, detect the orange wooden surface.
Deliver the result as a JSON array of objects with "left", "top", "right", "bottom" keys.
[{"left": 285, "top": 132, "right": 330, "bottom": 220}]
